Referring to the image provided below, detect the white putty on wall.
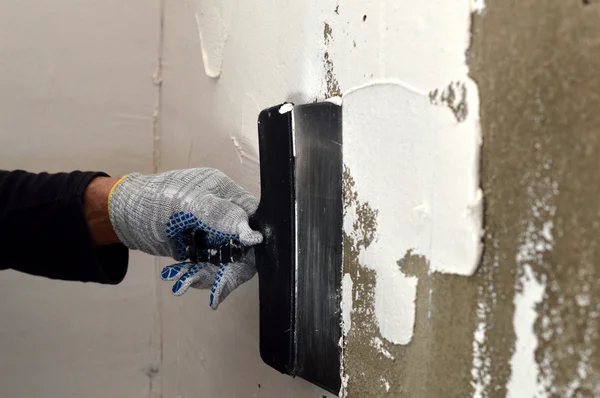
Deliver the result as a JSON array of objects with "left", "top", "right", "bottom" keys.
[
  {"left": 371, "top": 336, "right": 395, "bottom": 360},
  {"left": 471, "top": 0, "right": 487, "bottom": 14},
  {"left": 278, "top": 103, "right": 294, "bottom": 114},
  {"left": 329, "top": 0, "right": 482, "bottom": 347},
  {"left": 190, "top": 0, "right": 234, "bottom": 78},
  {"left": 506, "top": 157, "right": 557, "bottom": 397},
  {"left": 471, "top": 302, "right": 490, "bottom": 398},
  {"left": 471, "top": 237, "right": 499, "bottom": 397},
  {"left": 342, "top": 80, "right": 482, "bottom": 344},
  {"left": 380, "top": 376, "right": 391, "bottom": 392},
  {"left": 341, "top": 273, "right": 354, "bottom": 336},
  {"left": 507, "top": 264, "right": 547, "bottom": 398}
]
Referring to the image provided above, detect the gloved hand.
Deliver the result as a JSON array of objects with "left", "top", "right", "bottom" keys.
[
  {"left": 160, "top": 249, "right": 256, "bottom": 309},
  {"left": 108, "top": 168, "right": 262, "bottom": 309}
]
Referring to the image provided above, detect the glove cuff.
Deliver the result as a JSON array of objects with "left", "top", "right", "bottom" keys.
[{"left": 108, "top": 172, "right": 147, "bottom": 252}]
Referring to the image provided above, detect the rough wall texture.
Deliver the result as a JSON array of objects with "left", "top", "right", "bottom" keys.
[
  {"left": 470, "top": 0, "right": 600, "bottom": 396},
  {"left": 343, "top": 1, "right": 600, "bottom": 397},
  {"left": 343, "top": 168, "right": 479, "bottom": 397}
]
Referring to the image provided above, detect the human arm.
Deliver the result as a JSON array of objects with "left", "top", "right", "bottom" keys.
[
  {"left": 83, "top": 176, "right": 120, "bottom": 246},
  {"left": 0, "top": 170, "right": 128, "bottom": 284},
  {"left": 0, "top": 168, "right": 262, "bottom": 308}
]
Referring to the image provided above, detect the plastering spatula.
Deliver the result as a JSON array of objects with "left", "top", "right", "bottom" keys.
[{"left": 249, "top": 101, "right": 344, "bottom": 394}]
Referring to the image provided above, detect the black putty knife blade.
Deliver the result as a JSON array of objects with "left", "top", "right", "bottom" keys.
[{"left": 250, "top": 101, "right": 343, "bottom": 394}]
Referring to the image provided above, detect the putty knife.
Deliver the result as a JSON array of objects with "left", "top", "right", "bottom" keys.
[
  {"left": 183, "top": 102, "right": 343, "bottom": 394},
  {"left": 250, "top": 102, "right": 343, "bottom": 394}
]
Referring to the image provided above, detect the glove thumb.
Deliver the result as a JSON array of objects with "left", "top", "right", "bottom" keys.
[{"left": 238, "top": 221, "right": 263, "bottom": 246}]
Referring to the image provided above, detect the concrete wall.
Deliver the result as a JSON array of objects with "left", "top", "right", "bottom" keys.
[
  {"left": 0, "top": 1, "right": 161, "bottom": 397},
  {"left": 344, "top": 1, "right": 600, "bottom": 397},
  {"left": 1, "top": 0, "right": 599, "bottom": 397}
]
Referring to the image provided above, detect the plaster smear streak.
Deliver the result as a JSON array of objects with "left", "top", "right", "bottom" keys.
[
  {"left": 187, "top": 0, "right": 234, "bottom": 78},
  {"left": 343, "top": 82, "right": 482, "bottom": 344},
  {"left": 341, "top": 273, "right": 353, "bottom": 336},
  {"left": 507, "top": 171, "right": 558, "bottom": 397}
]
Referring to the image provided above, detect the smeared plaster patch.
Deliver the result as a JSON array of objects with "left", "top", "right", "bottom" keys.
[
  {"left": 195, "top": 13, "right": 223, "bottom": 78},
  {"left": 340, "top": 374, "right": 349, "bottom": 398},
  {"left": 470, "top": 238, "right": 499, "bottom": 397},
  {"left": 152, "top": 69, "right": 162, "bottom": 86},
  {"left": 371, "top": 337, "right": 395, "bottom": 360},
  {"left": 192, "top": 0, "right": 233, "bottom": 79},
  {"left": 380, "top": 377, "right": 391, "bottom": 392},
  {"left": 278, "top": 103, "right": 294, "bottom": 114},
  {"left": 325, "top": 96, "right": 343, "bottom": 106},
  {"left": 506, "top": 157, "right": 558, "bottom": 397},
  {"left": 343, "top": 162, "right": 416, "bottom": 345},
  {"left": 374, "top": 268, "right": 417, "bottom": 345},
  {"left": 343, "top": 81, "right": 481, "bottom": 344},
  {"left": 230, "top": 136, "right": 243, "bottom": 163},
  {"left": 507, "top": 264, "right": 547, "bottom": 398},
  {"left": 471, "top": 0, "right": 486, "bottom": 14},
  {"left": 471, "top": 305, "right": 490, "bottom": 398},
  {"left": 342, "top": 167, "right": 395, "bottom": 396},
  {"left": 575, "top": 294, "right": 590, "bottom": 307},
  {"left": 342, "top": 273, "right": 354, "bottom": 336},
  {"left": 343, "top": 82, "right": 482, "bottom": 278},
  {"left": 468, "top": 188, "right": 484, "bottom": 215}
]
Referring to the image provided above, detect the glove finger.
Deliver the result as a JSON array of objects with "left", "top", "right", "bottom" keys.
[
  {"left": 160, "top": 262, "right": 193, "bottom": 281},
  {"left": 210, "top": 250, "right": 257, "bottom": 310},
  {"left": 228, "top": 193, "right": 259, "bottom": 216},
  {"left": 198, "top": 195, "right": 263, "bottom": 246},
  {"left": 238, "top": 221, "right": 263, "bottom": 246},
  {"left": 206, "top": 170, "right": 259, "bottom": 215},
  {"left": 172, "top": 263, "right": 218, "bottom": 296}
]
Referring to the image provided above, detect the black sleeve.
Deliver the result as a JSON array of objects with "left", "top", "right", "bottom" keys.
[{"left": 0, "top": 170, "right": 128, "bottom": 284}]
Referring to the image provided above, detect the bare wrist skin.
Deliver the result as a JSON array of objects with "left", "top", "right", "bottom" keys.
[{"left": 84, "top": 176, "right": 120, "bottom": 246}]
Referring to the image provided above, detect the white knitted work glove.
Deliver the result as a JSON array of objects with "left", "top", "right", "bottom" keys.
[
  {"left": 108, "top": 168, "right": 262, "bottom": 308},
  {"left": 160, "top": 249, "right": 256, "bottom": 309}
]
